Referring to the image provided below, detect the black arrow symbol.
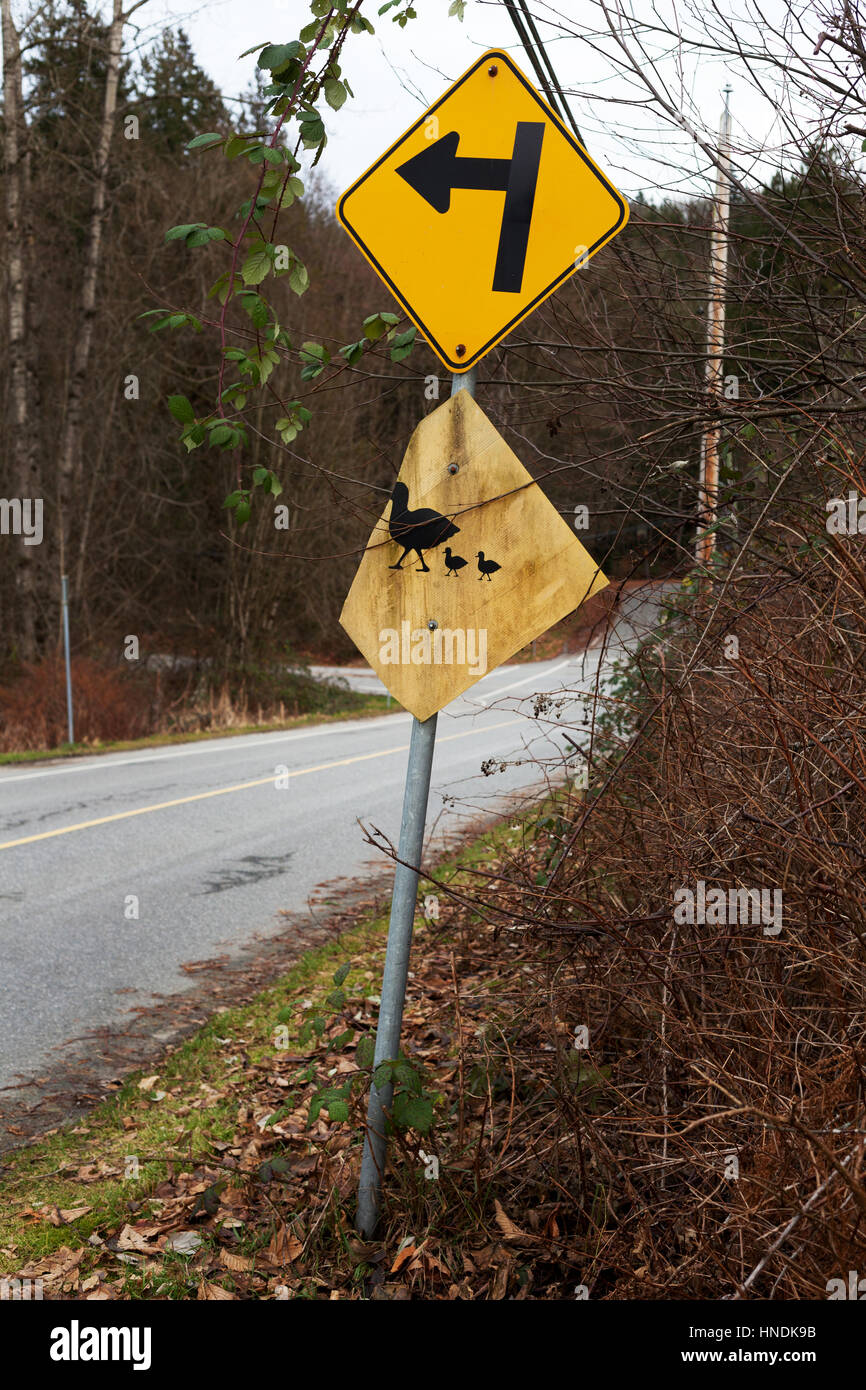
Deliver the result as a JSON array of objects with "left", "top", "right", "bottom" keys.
[{"left": 396, "top": 122, "right": 545, "bottom": 295}]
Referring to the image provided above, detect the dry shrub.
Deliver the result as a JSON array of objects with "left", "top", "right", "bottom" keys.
[
  {"left": 0, "top": 656, "right": 372, "bottom": 752},
  {"left": 0, "top": 657, "right": 152, "bottom": 751},
  {"left": 453, "top": 512, "right": 866, "bottom": 1298}
]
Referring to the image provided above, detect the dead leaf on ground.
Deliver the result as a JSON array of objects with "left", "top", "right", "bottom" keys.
[
  {"left": 266, "top": 1225, "right": 304, "bottom": 1266},
  {"left": 391, "top": 1240, "right": 421, "bottom": 1274},
  {"left": 198, "top": 1280, "right": 236, "bottom": 1300},
  {"left": 494, "top": 1199, "right": 533, "bottom": 1243},
  {"left": 59, "top": 1206, "right": 93, "bottom": 1223},
  {"left": 220, "top": 1249, "right": 255, "bottom": 1273},
  {"left": 19, "top": 1246, "right": 84, "bottom": 1282},
  {"left": 164, "top": 1230, "right": 203, "bottom": 1256},
  {"left": 116, "top": 1224, "right": 161, "bottom": 1254}
]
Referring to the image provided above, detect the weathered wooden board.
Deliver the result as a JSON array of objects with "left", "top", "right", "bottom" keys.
[{"left": 340, "top": 390, "right": 608, "bottom": 721}]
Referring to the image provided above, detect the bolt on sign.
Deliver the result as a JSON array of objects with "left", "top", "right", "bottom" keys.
[
  {"left": 336, "top": 48, "right": 628, "bottom": 373},
  {"left": 340, "top": 390, "right": 609, "bottom": 721}
]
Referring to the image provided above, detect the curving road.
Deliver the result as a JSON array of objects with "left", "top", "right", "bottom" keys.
[{"left": 0, "top": 648, "right": 622, "bottom": 1108}]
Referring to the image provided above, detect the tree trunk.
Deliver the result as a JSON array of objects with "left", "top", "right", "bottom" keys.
[
  {"left": 2, "top": 0, "right": 40, "bottom": 659},
  {"left": 57, "top": 0, "right": 139, "bottom": 594}
]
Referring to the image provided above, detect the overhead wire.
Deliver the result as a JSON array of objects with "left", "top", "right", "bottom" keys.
[{"left": 502, "top": 0, "right": 586, "bottom": 146}]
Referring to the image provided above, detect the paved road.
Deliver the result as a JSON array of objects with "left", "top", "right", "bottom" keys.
[{"left": 0, "top": 648, "right": 622, "bottom": 1098}]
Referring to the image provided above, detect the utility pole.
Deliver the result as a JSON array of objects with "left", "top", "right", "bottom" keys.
[{"left": 696, "top": 88, "right": 732, "bottom": 568}]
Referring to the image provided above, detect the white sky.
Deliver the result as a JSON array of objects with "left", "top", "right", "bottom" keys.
[{"left": 129, "top": 0, "right": 808, "bottom": 205}]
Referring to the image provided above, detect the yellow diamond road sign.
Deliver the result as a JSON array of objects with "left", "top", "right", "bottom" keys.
[
  {"left": 340, "top": 391, "right": 608, "bottom": 721},
  {"left": 337, "top": 49, "right": 628, "bottom": 373}
]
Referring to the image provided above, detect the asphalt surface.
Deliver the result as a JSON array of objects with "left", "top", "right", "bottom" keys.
[{"left": 0, "top": 647, "right": 620, "bottom": 1097}]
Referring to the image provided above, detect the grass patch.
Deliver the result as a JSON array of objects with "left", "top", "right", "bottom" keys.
[{"left": 0, "top": 906, "right": 393, "bottom": 1272}]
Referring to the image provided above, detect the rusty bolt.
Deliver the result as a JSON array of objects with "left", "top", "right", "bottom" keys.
[
  {"left": 488, "top": 64, "right": 498, "bottom": 76},
  {"left": 448, "top": 462, "right": 459, "bottom": 475},
  {"left": 455, "top": 344, "right": 466, "bottom": 357},
  {"left": 428, "top": 619, "right": 438, "bottom": 631}
]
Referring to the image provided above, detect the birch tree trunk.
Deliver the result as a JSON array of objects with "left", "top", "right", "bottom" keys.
[
  {"left": 57, "top": 0, "right": 144, "bottom": 593},
  {"left": 2, "top": 0, "right": 40, "bottom": 658}
]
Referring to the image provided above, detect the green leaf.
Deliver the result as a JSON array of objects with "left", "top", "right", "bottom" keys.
[
  {"left": 448, "top": 0, "right": 466, "bottom": 18},
  {"left": 340, "top": 339, "right": 365, "bottom": 365},
  {"left": 333, "top": 962, "right": 351, "bottom": 987},
  {"left": 326, "top": 988, "right": 346, "bottom": 1009},
  {"left": 277, "top": 176, "right": 305, "bottom": 210},
  {"left": 326, "top": 1099, "right": 349, "bottom": 1122},
  {"left": 258, "top": 41, "right": 303, "bottom": 72},
  {"left": 390, "top": 326, "right": 416, "bottom": 362},
  {"left": 165, "top": 222, "right": 205, "bottom": 242},
  {"left": 299, "top": 342, "right": 330, "bottom": 380},
  {"left": 238, "top": 292, "right": 269, "bottom": 328},
  {"left": 363, "top": 311, "right": 399, "bottom": 341},
  {"left": 186, "top": 131, "right": 223, "bottom": 150},
  {"left": 356, "top": 1035, "right": 375, "bottom": 1069},
  {"left": 373, "top": 1060, "right": 396, "bottom": 1089},
  {"left": 298, "top": 111, "right": 326, "bottom": 147},
  {"left": 181, "top": 423, "right": 205, "bottom": 452},
  {"left": 168, "top": 394, "right": 195, "bottom": 424},
  {"left": 391, "top": 1092, "right": 433, "bottom": 1133},
  {"left": 289, "top": 259, "right": 309, "bottom": 296},
  {"left": 298, "top": 1018, "right": 314, "bottom": 1046},
  {"left": 331, "top": 1028, "right": 355, "bottom": 1050},
  {"left": 184, "top": 225, "right": 225, "bottom": 248},
  {"left": 274, "top": 403, "right": 311, "bottom": 446},
  {"left": 224, "top": 133, "right": 251, "bottom": 160},
  {"left": 235, "top": 499, "right": 251, "bottom": 524},
  {"left": 324, "top": 77, "right": 347, "bottom": 110},
  {"left": 241, "top": 247, "right": 271, "bottom": 286}
]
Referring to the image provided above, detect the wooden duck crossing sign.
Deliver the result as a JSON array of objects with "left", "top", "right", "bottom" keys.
[
  {"left": 340, "top": 390, "right": 609, "bottom": 720},
  {"left": 336, "top": 49, "right": 628, "bottom": 373}
]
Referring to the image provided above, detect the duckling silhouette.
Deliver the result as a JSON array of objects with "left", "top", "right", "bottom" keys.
[
  {"left": 476, "top": 550, "right": 501, "bottom": 582},
  {"left": 444, "top": 547, "right": 468, "bottom": 577},
  {"left": 388, "top": 480, "right": 459, "bottom": 572}
]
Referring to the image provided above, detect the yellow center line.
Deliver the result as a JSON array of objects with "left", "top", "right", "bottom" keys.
[{"left": 0, "top": 719, "right": 523, "bottom": 852}]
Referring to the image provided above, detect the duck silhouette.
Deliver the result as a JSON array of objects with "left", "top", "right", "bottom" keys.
[
  {"left": 388, "top": 480, "right": 459, "bottom": 572},
  {"left": 444, "top": 547, "right": 468, "bottom": 577},
  {"left": 476, "top": 550, "right": 502, "bottom": 581}
]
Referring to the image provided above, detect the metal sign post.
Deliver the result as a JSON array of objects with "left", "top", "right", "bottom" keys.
[
  {"left": 339, "top": 47, "right": 628, "bottom": 1243},
  {"left": 61, "top": 574, "right": 75, "bottom": 745},
  {"left": 355, "top": 369, "right": 475, "bottom": 1238}
]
